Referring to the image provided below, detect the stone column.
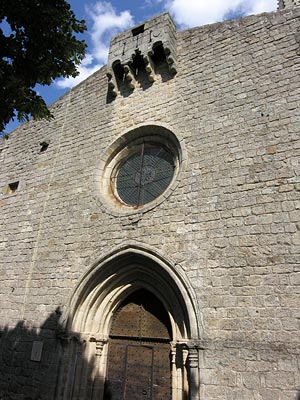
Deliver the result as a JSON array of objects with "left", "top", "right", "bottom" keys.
[
  {"left": 91, "top": 337, "right": 107, "bottom": 400},
  {"left": 171, "top": 343, "right": 178, "bottom": 399},
  {"left": 182, "top": 346, "right": 189, "bottom": 398},
  {"left": 187, "top": 345, "right": 200, "bottom": 400}
]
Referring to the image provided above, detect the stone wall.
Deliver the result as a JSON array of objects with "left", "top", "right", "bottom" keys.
[{"left": 0, "top": 6, "right": 300, "bottom": 400}]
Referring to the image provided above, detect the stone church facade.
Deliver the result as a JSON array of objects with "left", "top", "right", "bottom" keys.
[{"left": 0, "top": 2, "right": 300, "bottom": 399}]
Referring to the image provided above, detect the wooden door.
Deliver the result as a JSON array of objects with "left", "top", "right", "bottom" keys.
[{"left": 104, "top": 290, "right": 172, "bottom": 400}]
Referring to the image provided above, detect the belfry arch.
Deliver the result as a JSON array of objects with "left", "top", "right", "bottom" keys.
[{"left": 57, "top": 246, "right": 201, "bottom": 400}]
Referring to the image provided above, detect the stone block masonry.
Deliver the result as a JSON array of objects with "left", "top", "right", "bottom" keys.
[{"left": 0, "top": 5, "right": 300, "bottom": 400}]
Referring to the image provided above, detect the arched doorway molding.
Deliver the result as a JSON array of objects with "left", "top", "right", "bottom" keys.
[
  {"left": 58, "top": 244, "right": 202, "bottom": 400},
  {"left": 63, "top": 243, "right": 202, "bottom": 340}
]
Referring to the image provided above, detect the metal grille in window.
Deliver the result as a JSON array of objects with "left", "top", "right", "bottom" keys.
[{"left": 114, "top": 144, "right": 175, "bottom": 206}]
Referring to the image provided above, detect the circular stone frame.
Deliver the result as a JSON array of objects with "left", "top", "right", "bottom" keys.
[{"left": 93, "top": 124, "right": 186, "bottom": 216}]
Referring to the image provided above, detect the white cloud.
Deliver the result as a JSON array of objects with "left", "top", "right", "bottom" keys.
[
  {"left": 143, "top": 0, "right": 163, "bottom": 6},
  {"left": 56, "top": 0, "right": 278, "bottom": 89},
  {"left": 164, "top": 0, "right": 277, "bottom": 28},
  {"left": 56, "top": 1, "right": 134, "bottom": 89},
  {"left": 55, "top": 55, "right": 101, "bottom": 89},
  {"left": 86, "top": 2, "right": 134, "bottom": 62},
  {"left": 250, "top": 0, "right": 278, "bottom": 14}
]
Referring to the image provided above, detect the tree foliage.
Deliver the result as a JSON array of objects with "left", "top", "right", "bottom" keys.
[{"left": 0, "top": 0, "right": 86, "bottom": 133}]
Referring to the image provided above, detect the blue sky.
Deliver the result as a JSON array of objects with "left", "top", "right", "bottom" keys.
[{"left": 4, "top": 0, "right": 277, "bottom": 133}]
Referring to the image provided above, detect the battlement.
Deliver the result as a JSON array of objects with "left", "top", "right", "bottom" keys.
[{"left": 107, "top": 12, "right": 177, "bottom": 97}]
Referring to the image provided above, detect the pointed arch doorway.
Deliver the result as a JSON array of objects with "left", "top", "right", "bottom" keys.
[
  {"left": 58, "top": 247, "right": 201, "bottom": 400},
  {"left": 105, "top": 289, "right": 172, "bottom": 400}
]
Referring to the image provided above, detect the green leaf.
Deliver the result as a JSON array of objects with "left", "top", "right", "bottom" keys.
[{"left": 0, "top": 0, "right": 87, "bottom": 134}]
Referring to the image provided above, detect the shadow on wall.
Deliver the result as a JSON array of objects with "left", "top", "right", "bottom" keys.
[
  {"left": 0, "top": 308, "right": 61, "bottom": 399},
  {"left": 0, "top": 308, "right": 191, "bottom": 400},
  {"left": 0, "top": 308, "right": 100, "bottom": 400}
]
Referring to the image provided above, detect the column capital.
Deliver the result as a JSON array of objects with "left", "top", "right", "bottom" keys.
[{"left": 187, "top": 347, "right": 199, "bottom": 368}]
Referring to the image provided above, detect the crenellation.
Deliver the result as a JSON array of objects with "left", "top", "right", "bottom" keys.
[{"left": 107, "top": 13, "right": 177, "bottom": 96}]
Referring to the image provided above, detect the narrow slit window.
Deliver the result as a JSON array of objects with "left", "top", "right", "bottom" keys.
[
  {"left": 7, "top": 181, "right": 19, "bottom": 194},
  {"left": 40, "top": 142, "right": 49, "bottom": 152}
]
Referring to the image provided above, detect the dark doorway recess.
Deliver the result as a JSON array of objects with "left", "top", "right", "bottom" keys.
[{"left": 105, "top": 289, "right": 172, "bottom": 400}]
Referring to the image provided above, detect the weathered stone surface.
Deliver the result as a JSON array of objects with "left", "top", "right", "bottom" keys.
[{"left": 0, "top": 5, "right": 300, "bottom": 400}]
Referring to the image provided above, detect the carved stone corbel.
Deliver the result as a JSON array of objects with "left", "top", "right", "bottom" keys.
[
  {"left": 107, "top": 71, "right": 117, "bottom": 97},
  {"left": 89, "top": 335, "right": 108, "bottom": 357},
  {"left": 278, "top": 0, "right": 300, "bottom": 8},
  {"left": 123, "top": 65, "right": 136, "bottom": 89},
  {"left": 144, "top": 54, "right": 155, "bottom": 82},
  {"left": 107, "top": 13, "right": 177, "bottom": 96}
]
